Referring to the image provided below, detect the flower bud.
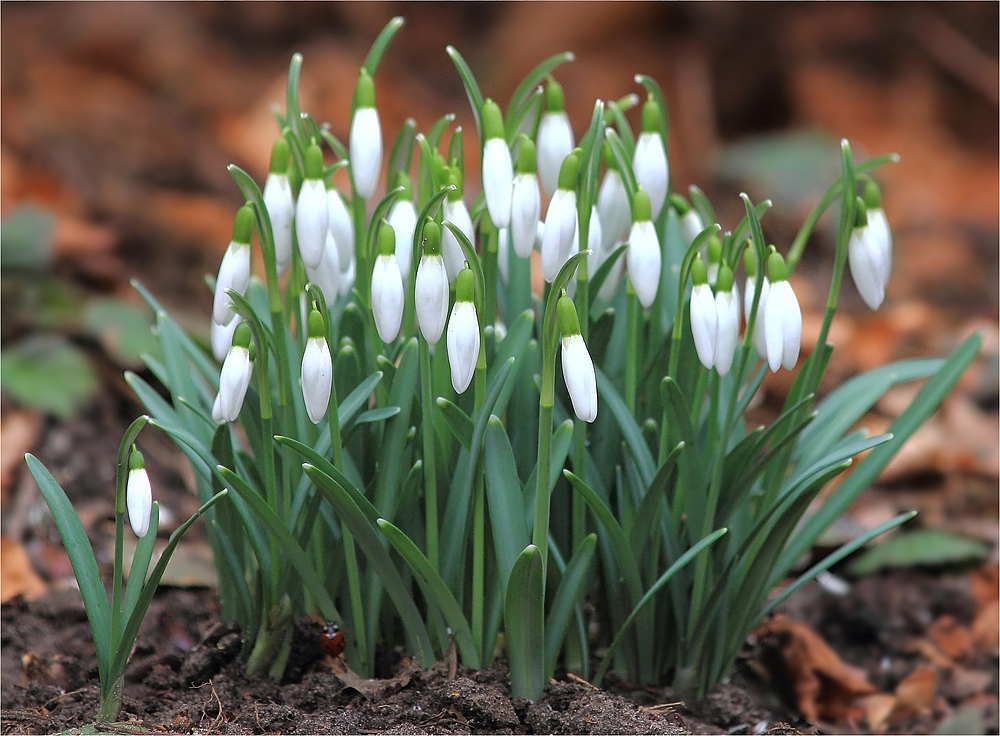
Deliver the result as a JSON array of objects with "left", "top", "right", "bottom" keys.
[
  {"left": 296, "top": 141, "right": 329, "bottom": 269},
  {"left": 302, "top": 310, "right": 333, "bottom": 424},
  {"left": 713, "top": 265, "right": 740, "bottom": 376},
  {"left": 536, "top": 78, "right": 575, "bottom": 195},
  {"left": 632, "top": 97, "right": 668, "bottom": 220},
  {"left": 371, "top": 223, "right": 405, "bottom": 343},
  {"left": 218, "top": 322, "right": 253, "bottom": 422},
  {"left": 126, "top": 448, "right": 152, "bottom": 538},
  {"left": 442, "top": 170, "right": 474, "bottom": 282},
  {"left": 263, "top": 137, "right": 295, "bottom": 275},
  {"left": 415, "top": 221, "right": 449, "bottom": 345},
  {"left": 689, "top": 256, "right": 717, "bottom": 369},
  {"left": 706, "top": 235, "right": 722, "bottom": 286},
  {"left": 447, "top": 266, "right": 480, "bottom": 394},
  {"left": 597, "top": 144, "right": 631, "bottom": 251},
  {"left": 350, "top": 68, "right": 383, "bottom": 200},
  {"left": 212, "top": 205, "right": 253, "bottom": 326},
  {"left": 481, "top": 99, "right": 514, "bottom": 228},
  {"left": 511, "top": 140, "right": 541, "bottom": 259},
  {"left": 625, "top": 189, "right": 661, "bottom": 308},
  {"left": 387, "top": 172, "right": 418, "bottom": 278},
  {"left": 849, "top": 185, "right": 892, "bottom": 311},
  {"left": 671, "top": 194, "right": 704, "bottom": 248},
  {"left": 305, "top": 232, "right": 342, "bottom": 307},
  {"left": 541, "top": 152, "right": 580, "bottom": 282},
  {"left": 557, "top": 295, "right": 597, "bottom": 423},
  {"left": 763, "top": 250, "right": 801, "bottom": 372},
  {"left": 211, "top": 312, "right": 243, "bottom": 363},
  {"left": 326, "top": 184, "right": 355, "bottom": 272},
  {"left": 743, "top": 246, "right": 770, "bottom": 359}
]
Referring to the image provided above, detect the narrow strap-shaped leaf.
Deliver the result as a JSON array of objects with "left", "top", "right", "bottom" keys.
[
  {"left": 628, "top": 442, "right": 683, "bottom": 561},
  {"left": 489, "top": 309, "right": 534, "bottom": 388},
  {"left": 437, "top": 398, "right": 473, "bottom": 452},
  {"left": 387, "top": 118, "right": 417, "bottom": 184},
  {"left": 595, "top": 367, "right": 656, "bottom": 485},
  {"left": 506, "top": 51, "right": 575, "bottom": 142},
  {"left": 446, "top": 45, "right": 485, "bottom": 137},
  {"left": 377, "top": 519, "right": 480, "bottom": 668},
  {"left": 121, "top": 503, "right": 160, "bottom": 630},
  {"left": 604, "top": 98, "right": 636, "bottom": 157},
  {"left": 362, "top": 16, "right": 404, "bottom": 76},
  {"left": 484, "top": 417, "right": 530, "bottom": 588},
  {"left": 132, "top": 280, "right": 218, "bottom": 384},
  {"left": 505, "top": 544, "right": 545, "bottom": 701},
  {"left": 604, "top": 128, "right": 637, "bottom": 201},
  {"left": 688, "top": 185, "right": 717, "bottom": 229},
  {"left": 544, "top": 534, "right": 596, "bottom": 679},
  {"left": 588, "top": 244, "right": 628, "bottom": 308},
  {"left": 374, "top": 338, "right": 419, "bottom": 520}
]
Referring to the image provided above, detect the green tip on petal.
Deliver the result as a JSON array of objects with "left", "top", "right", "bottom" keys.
[
  {"left": 641, "top": 97, "right": 661, "bottom": 134},
  {"left": 707, "top": 235, "right": 722, "bottom": 264},
  {"left": 422, "top": 220, "right": 442, "bottom": 256},
  {"left": 691, "top": 256, "right": 708, "bottom": 286},
  {"left": 233, "top": 321, "right": 252, "bottom": 349},
  {"left": 632, "top": 188, "right": 652, "bottom": 222},
  {"left": 743, "top": 246, "right": 757, "bottom": 278},
  {"left": 854, "top": 196, "right": 869, "bottom": 228},
  {"left": 232, "top": 204, "right": 254, "bottom": 244},
  {"left": 557, "top": 294, "right": 582, "bottom": 336},
  {"left": 716, "top": 264, "right": 734, "bottom": 292},
  {"left": 305, "top": 140, "right": 324, "bottom": 180},
  {"left": 557, "top": 152, "right": 580, "bottom": 191},
  {"left": 456, "top": 265, "right": 476, "bottom": 302},
  {"left": 545, "top": 77, "right": 565, "bottom": 113},
  {"left": 516, "top": 138, "right": 536, "bottom": 174},
  {"left": 307, "top": 309, "right": 326, "bottom": 338},
  {"left": 287, "top": 151, "right": 302, "bottom": 193},
  {"left": 354, "top": 67, "right": 376, "bottom": 109},
  {"left": 482, "top": 98, "right": 504, "bottom": 140},
  {"left": 602, "top": 140, "right": 618, "bottom": 170},
  {"left": 378, "top": 220, "right": 396, "bottom": 256},
  {"left": 269, "top": 137, "right": 290, "bottom": 175},
  {"left": 129, "top": 449, "right": 145, "bottom": 471},
  {"left": 767, "top": 250, "right": 788, "bottom": 282},
  {"left": 863, "top": 178, "right": 882, "bottom": 209},
  {"left": 668, "top": 192, "right": 690, "bottom": 215}
]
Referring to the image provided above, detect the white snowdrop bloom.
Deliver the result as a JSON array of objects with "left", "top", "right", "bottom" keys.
[
  {"left": 338, "top": 254, "right": 355, "bottom": 298},
  {"left": 540, "top": 152, "right": 580, "bottom": 282},
  {"left": 387, "top": 175, "right": 418, "bottom": 278},
  {"left": 713, "top": 266, "right": 741, "bottom": 376},
  {"left": 625, "top": 190, "right": 661, "bottom": 308},
  {"left": 296, "top": 141, "right": 329, "bottom": 270},
  {"left": 706, "top": 235, "right": 722, "bottom": 287},
  {"left": 212, "top": 205, "right": 253, "bottom": 326},
  {"left": 597, "top": 240, "right": 625, "bottom": 302},
  {"left": 511, "top": 139, "right": 541, "bottom": 259},
  {"left": 689, "top": 258, "right": 718, "bottom": 370},
  {"left": 498, "top": 227, "right": 510, "bottom": 283},
  {"left": 536, "top": 79, "right": 575, "bottom": 196},
  {"left": 597, "top": 164, "right": 631, "bottom": 252},
  {"left": 744, "top": 273, "right": 770, "bottom": 359},
  {"left": 301, "top": 311, "right": 333, "bottom": 424},
  {"left": 218, "top": 323, "right": 253, "bottom": 423},
  {"left": 446, "top": 267, "right": 480, "bottom": 394},
  {"left": 442, "top": 190, "right": 474, "bottom": 283},
  {"left": 211, "top": 313, "right": 243, "bottom": 363},
  {"left": 326, "top": 185, "right": 355, "bottom": 272},
  {"left": 481, "top": 99, "right": 514, "bottom": 228},
  {"left": 414, "top": 222, "right": 450, "bottom": 346},
  {"left": 370, "top": 225, "right": 405, "bottom": 343},
  {"left": 262, "top": 138, "right": 295, "bottom": 275},
  {"left": 678, "top": 208, "right": 705, "bottom": 249},
  {"left": 305, "top": 234, "right": 342, "bottom": 307},
  {"left": 211, "top": 392, "right": 224, "bottom": 424},
  {"left": 126, "top": 449, "right": 152, "bottom": 538},
  {"left": 848, "top": 221, "right": 888, "bottom": 311},
  {"left": 558, "top": 295, "right": 597, "bottom": 423},
  {"left": 866, "top": 207, "right": 893, "bottom": 274},
  {"left": 763, "top": 251, "right": 802, "bottom": 373},
  {"left": 349, "top": 68, "right": 382, "bottom": 200},
  {"left": 632, "top": 97, "right": 669, "bottom": 220}
]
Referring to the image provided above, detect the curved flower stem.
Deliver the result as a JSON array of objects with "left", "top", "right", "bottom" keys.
[
  {"left": 419, "top": 338, "right": 439, "bottom": 570},
  {"left": 472, "top": 362, "right": 486, "bottom": 655}
]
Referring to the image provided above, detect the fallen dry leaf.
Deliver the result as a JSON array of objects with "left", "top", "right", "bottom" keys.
[
  {"left": 928, "top": 615, "right": 974, "bottom": 660},
  {"left": 858, "top": 693, "right": 897, "bottom": 734},
  {"left": 972, "top": 599, "right": 999, "bottom": 653},
  {"left": 887, "top": 665, "right": 938, "bottom": 722},
  {"left": 0, "top": 537, "right": 47, "bottom": 603},
  {"left": 0, "top": 410, "right": 43, "bottom": 504}
]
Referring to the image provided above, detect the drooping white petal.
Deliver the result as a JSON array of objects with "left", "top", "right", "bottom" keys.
[
  {"left": 483, "top": 138, "right": 514, "bottom": 228},
  {"left": 296, "top": 179, "right": 329, "bottom": 269},
  {"left": 211, "top": 313, "right": 243, "bottom": 363},
  {"left": 541, "top": 189, "right": 577, "bottom": 282},
  {"left": 301, "top": 336, "right": 333, "bottom": 424},
  {"left": 866, "top": 207, "right": 893, "bottom": 282},
  {"left": 679, "top": 209, "right": 705, "bottom": 248},
  {"left": 632, "top": 132, "right": 669, "bottom": 220},
  {"left": 415, "top": 254, "right": 449, "bottom": 345},
  {"left": 211, "top": 392, "right": 224, "bottom": 424},
  {"left": 212, "top": 242, "right": 251, "bottom": 326},
  {"left": 597, "top": 240, "right": 625, "bottom": 301},
  {"left": 537, "top": 111, "right": 574, "bottom": 196},
  {"left": 597, "top": 169, "right": 631, "bottom": 251},
  {"left": 263, "top": 173, "right": 295, "bottom": 275},
  {"left": 626, "top": 220, "right": 662, "bottom": 308},
  {"left": 498, "top": 228, "right": 510, "bottom": 283},
  {"left": 690, "top": 283, "right": 718, "bottom": 369},
  {"left": 371, "top": 253, "right": 405, "bottom": 342},
  {"left": 713, "top": 285, "right": 741, "bottom": 376},
  {"left": 305, "top": 234, "right": 342, "bottom": 307},
  {"left": 350, "top": 107, "right": 383, "bottom": 200},
  {"left": 387, "top": 198, "right": 418, "bottom": 278},
  {"left": 511, "top": 172, "right": 541, "bottom": 259},
  {"left": 848, "top": 225, "right": 887, "bottom": 311},
  {"left": 218, "top": 345, "right": 252, "bottom": 422},
  {"left": 442, "top": 198, "right": 474, "bottom": 282},
  {"left": 744, "top": 275, "right": 770, "bottom": 359},
  {"left": 763, "top": 280, "right": 802, "bottom": 372},
  {"left": 561, "top": 334, "right": 598, "bottom": 423},
  {"left": 338, "top": 255, "right": 356, "bottom": 298},
  {"left": 327, "top": 187, "right": 355, "bottom": 271},
  {"left": 126, "top": 467, "right": 152, "bottom": 538},
  {"left": 447, "top": 301, "right": 480, "bottom": 394}
]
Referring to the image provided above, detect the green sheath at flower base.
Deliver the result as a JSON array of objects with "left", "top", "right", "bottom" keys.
[
  {"left": 716, "top": 263, "right": 734, "bottom": 292},
  {"left": 269, "top": 137, "right": 290, "bottom": 175},
  {"left": 517, "top": 138, "right": 537, "bottom": 175},
  {"left": 455, "top": 265, "right": 476, "bottom": 303},
  {"left": 482, "top": 99, "right": 504, "bottom": 141},
  {"left": 863, "top": 178, "right": 882, "bottom": 209},
  {"left": 233, "top": 204, "right": 254, "bottom": 245},
  {"left": 691, "top": 255, "right": 709, "bottom": 286},
  {"left": 767, "top": 248, "right": 788, "bottom": 282},
  {"left": 232, "top": 321, "right": 252, "bottom": 349},
  {"left": 632, "top": 189, "right": 652, "bottom": 223},
  {"left": 557, "top": 150, "right": 581, "bottom": 192},
  {"left": 853, "top": 196, "right": 869, "bottom": 228},
  {"left": 641, "top": 97, "right": 661, "bottom": 134},
  {"left": 422, "top": 220, "right": 442, "bottom": 256},
  {"left": 353, "top": 67, "right": 376, "bottom": 109},
  {"left": 307, "top": 309, "right": 325, "bottom": 339},
  {"left": 432, "top": 152, "right": 449, "bottom": 186},
  {"left": 545, "top": 76, "right": 565, "bottom": 113},
  {"left": 557, "top": 293, "right": 582, "bottom": 337},
  {"left": 304, "top": 140, "right": 324, "bottom": 180},
  {"left": 706, "top": 235, "right": 722, "bottom": 267},
  {"left": 669, "top": 192, "right": 690, "bottom": 215},
  {"left": 378, "top": 219, "right": 396, "bottom": 256},
  {"left": 603, "top": 140, "right": 618, "bottom": 171},
  {"left": 129, "top": 448, "right": 145, "bottom": 472},
  {"left": 743, "top": 245, "right": 757, "bottom": 278}
]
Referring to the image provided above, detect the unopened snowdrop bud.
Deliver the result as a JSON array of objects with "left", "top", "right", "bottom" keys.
[
  {"left": 706, "top": 235, "right": 722, "bottom": 286},
  {"left": 863, "top": 179, "right": 892, "bottom": 274},
  {"left": 296, "top": 141, "right": 329, "bottom": 269},
  {"left": 387, "top": 172, "right": 418, "bottom": 277},
  {"left": 211, "top": 312, "right": 243, "bottom": 363},
  {"left": 671, "top": 193, "right": 704, "bottom": 248},
  {"left": 849, "top": 185, "right": 891, "bottom": 311},
  {"left": 541, "top": 151, "right": 580, "bottom": 282},
  {"left": 558, "top": 294, "right": 597, "bottom": 423},
  {"left": 713, "top": 265, "right": 740, "bottom": 376},
  {"left": 415, "top": 221, "right": 449, "bottom": 345},
  {"left": 218, "top": 322, "right": 253, "bottom": 422},
  {"left": 743, "top": 247, "right": 769, "bottom": 358},
  {"left": 371, "top": 223, "right": 404, "bottom": 343},
  {"left": 690, "top": 257, "right": 717, "bottom": 370},
  {"left": 126, "top": 448, "right": 152, "bottom": 538},
  {"left": 632, "top": 97, "right": 669, "bottom": 220},
  {"left": 536, "top": 78, "right": 575, "bottom": 195},
  {"left": 511, "top": 139, "right": 541, "bottom": 259},
  {"left": 350, "top": 68, "right": 382, "bottom": 200},
  {"left": 305, "top": 234, "right": 342, "bottom": 308},
  {"left": 447, "top": 266, "right": 480, "bottom": 394},
  {"left": 301, "top": 310, "right": 333, "bottom": 424},
  {"left": 481, "top": 99, "right": 514, "bottom": 228},
  {"left": 442, "top": 169, "right": 474, "bottom": 282},
  {"left": 212, "top": 205, "right": 253, "bottom": 326},
  {"left": 597, "top": 143, "right": 631, "bottom": 251},
  {"left": 326, "top": 184, "right": 355, "bottom": 272},
  {"left": 763, "top": 250, "right": 802, "bottom": 373},
  {"left": 625, "top": 189, "right": 661, "bottom": 308},
  {"left": 263, "top": 137, "right": 295, "bottom": 275}
]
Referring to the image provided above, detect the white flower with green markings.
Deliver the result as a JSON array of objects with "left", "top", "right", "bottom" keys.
[
  {"left": 126, "top": 448, "right": 152, "bottom": 538},
  {"left": 558, "top": 294, "right": 597, "bottom": 423},
  {"left": 511, "top": 138, "right": 541, "bottom": 259},
  {"left": 689, "top": 256, "right": 717, "bottom": 370},
  {"left": 447, "top": 265, "right": 480, "bottom": 394},
  {"left": 541, "top": 151, "right": 580, "bottom": 282},
  {"left": 414, "top": 221, "right": 449, "bottom": 345},
  {"left": 296, "top": 141, "right": 329, "bottom": 270},
  {"left": 632, "top": 96, "right": 668, "bottom": 220},
  {"left": 217, "top": 322, "right": 253, "bottom": 423},
  {"left": 350, "top": 68, "right": 382, "bottom": 200},
  {"left": 763, "top": 249, "right": 802, "bottom": 372},
  {"left": 262, "top": 137, "right": 295, "bottom": 275},
  {"left": 301, "top": 310, "right": 333, "bottom": 424},
  {"left": 481, "top": 99, "right": 513, "bottom": 228},
  {"left": 536, "top": 78, "right": 574, "bottom": 196},
  {"left": 625, "top": 189, "right": 661, "bottom": 308},
  {"left": 212, "top": 204, "right": 253, "bottom": 326},
  {"left": 371, "top": 223, "right": 405, "bottom": 343}
]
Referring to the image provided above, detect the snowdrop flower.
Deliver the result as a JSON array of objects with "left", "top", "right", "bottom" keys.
[
  {"left": 349, "top": 68, "right": 382, "bottom": 200},
  {"left": 212, "top": 205, "right": 253, "bottom": 326},
  {"left": 597, "top": 240, "right": 625, "bottom": 302},
  {"left": 211, "top": 312, "right": 243, "bottom": 363},
  {"left": 301, "top": 310, "right": 333, "bottom": 424},
  {"left": 713, "top": 265, "right": 741, "bottom": 376},
  {"left": 536, "top": 78, "right": 575, "bottom": 196},
  {"left": 511, "top": 138, "right": 541, "bottom": 259},
  {"left": 849, "top": 182, "right": 892, "bottom": 310},
  {"left": 597, "top": 144, "right": 631, "bottom": 251},
  {"left": 126, "top": 448, "right": 152, "bottom": 538},
  {"left": 338, "top": 256, "right": 355, "bottom": 298},
  {"left": 671, "top": 193, "right": 705, "bottom": 248},
  {"left": 625, "top": 189, "right": 662, "bottom": 308},
  {"left": 217, "top": 322, "right": 253, "bottom": 422},
  {"left": 558, "top": 294, "right": 597, "bottom": 423},
  {"left": 632, "top": 96, "right": 669, "bottom": 220},
  {"left": 442, "top": 169, "right": 475, "bottom": 282},
  {"left": 497, "top": 227, "right": 510, "bottom": 282},
  {"left": 296, "top": 140, "right": 329, "bottom": 269},
  {"left": 689, "top": 256, "right": 717, "bottom": 370},
  {"left": 864, "top": 179, "right": 892, "bottom": 274},
  {"left": 327, "top": 184, "right": 355, "bottom": 272},
  {"left": 706, "top": 235, "right": 722, "bottom": 286},
  {"left": 262, "top": 137, "right": 295, "bottom": 275},
  {"left": 414, "top": 221, "right": 449, "bottom": 345},
  {"left": 763, "top": 249, "right": 802, "bottom": 373},
  {"left": 481, "top": 99, "right": 514, "bottom": 228},
  {"left": 305, "top": 233, "right": 342, "bottom": 307},
  {"left": 541, "top": 151, "right": 580, "bottom": 282},
  {"left": 584, "top": 206, "right": 604, "bottom": 276},
  {"left": 371, "top": 223, "right": 404, "bottom": 343},
  {"left": 387, "top": 172, "right": 418, "bottom": 278},
  {"left": 743, "top": 246, "right": 770, "bottom": 359},
  {"left": 447, "top": 266, "right": 480, "bottom": 394}
]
